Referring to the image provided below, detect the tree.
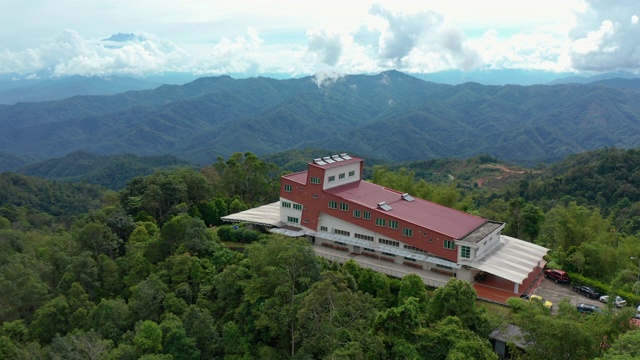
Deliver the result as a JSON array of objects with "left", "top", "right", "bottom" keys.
[
  {"left": 90, "top": 298, "right": 132, "bottom": 343},
  {"left": 428, "top": 278, "right": 489, "bottom": 334},
  {"left": 0, "top": 254, "right": 49, "bottom": 322},
  {"left": 159, "top": 314, "right": 200, "bottom": 360},
  {"left": 243, "top": 235, "right": 320, "bottom": 357},
  {"left": 48, "top": 331, "right": 113, "bottom": 360},
  {"left": 598, "top": 330, "right": 640, "bottom": 359},
  {"left": 398, "top": 273, "right": 428, "bottom": 307},
  {"left": 74, "top": 221, "right": 122, "bottom": 259},
  {"left": 128, "top": 274, "right": 169, "bottom": 323},
  {"left": 296, "top": 271, "right": 383, "bottom": 359},
  {"left": 133, "top": 321, "right": 163, "bottom": 355},
  {"left": 421, "top": 316, "right": 498, "bottom": 360},
  {"left": 213, "top": 152, "right": 279, "bottom": 204},
  {"left": 30, "top": 295, "right": 70, "bottom": 343}
]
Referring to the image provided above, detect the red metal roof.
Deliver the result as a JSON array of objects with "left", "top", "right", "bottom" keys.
[
  {"left": 325, "top": 180, "right": 487, "bottom": 239},
  {"left": 283, "top": 171, "right": 308, "bottom": 184}
]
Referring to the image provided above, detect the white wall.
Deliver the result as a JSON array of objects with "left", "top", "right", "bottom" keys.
[{"left": 322, "top": 163, "right": 361, "bottom": 190}]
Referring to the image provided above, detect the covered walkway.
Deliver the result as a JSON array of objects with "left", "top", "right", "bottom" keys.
[{"left": 311, "top": 244, "right": 452, "bottom": 289}]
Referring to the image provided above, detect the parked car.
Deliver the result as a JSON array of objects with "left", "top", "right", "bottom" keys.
[
  {"left": 576, "top": 303, "right": 602, "bottom": 314},
  {"left": 544, "top": 269, "right": 570, "bottom": 283},
  {"left": 520, "top": 294, "right": 554, "bottom": 310},
  {"left": 599, "top": 295, "right": 627, "bottom": 308},
  {"left": 573, "top": 285, "right": 600, "bottom": 299}
]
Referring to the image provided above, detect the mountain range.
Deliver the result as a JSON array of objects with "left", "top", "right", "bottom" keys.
[{"left": 2, "top": 70, "right": 640, "bottom": 168}]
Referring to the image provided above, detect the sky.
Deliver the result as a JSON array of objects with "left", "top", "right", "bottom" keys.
[{"left": 0, "top": 0, "right": 639, "bottom": 80}]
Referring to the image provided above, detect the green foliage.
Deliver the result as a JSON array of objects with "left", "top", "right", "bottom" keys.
[
  {"left": 134, "top": 320, "right": 163, "bottom": 354},
  {"left": 428, "top": 278, "right": 489, "bottom": 334},
  {"left": 217, "top": 224, "right": 262, "bottom": 244},
  {"left": 18, "top": 151, "right": 192, "bottom": 190}
]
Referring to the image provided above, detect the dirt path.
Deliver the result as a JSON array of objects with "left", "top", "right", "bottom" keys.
[{"left": 476, "top": 164, "right": 529, "bottom": 188}]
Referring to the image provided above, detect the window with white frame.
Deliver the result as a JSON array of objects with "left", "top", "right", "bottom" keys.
[{"left": 444, "top": 240, "right": 455, "bottom": 250}]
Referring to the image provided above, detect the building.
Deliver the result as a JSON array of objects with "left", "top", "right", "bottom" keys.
[{"left": 223, "top": 154, "right": 549, "bottom": 300}]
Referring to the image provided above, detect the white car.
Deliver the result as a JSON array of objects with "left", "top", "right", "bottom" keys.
[{"left": 599, "top": 295, "right": 626, "bottom": 308}]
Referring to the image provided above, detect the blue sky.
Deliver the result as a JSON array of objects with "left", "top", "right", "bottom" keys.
[{"left": 0, "top": 0, "right": 638, "bottom": 80}]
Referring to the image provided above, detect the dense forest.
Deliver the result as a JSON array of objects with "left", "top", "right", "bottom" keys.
[
  {"left": 3, "top": 148, "right": 640, "bottom": 359},
  {"left": 3, "top": 71, "right": 640, "bottom": 167}
]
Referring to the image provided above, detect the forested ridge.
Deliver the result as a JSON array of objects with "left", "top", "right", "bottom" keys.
[
  {"left": 3, "top": 149, "right": 640, "bottom": 359},
  {"left": 3, "top": 71, "right": 640, "bottom": 167}
]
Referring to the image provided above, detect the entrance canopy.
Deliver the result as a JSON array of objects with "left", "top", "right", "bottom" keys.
[
  {"left": 221, "top": 202, "right": 282, "bottom": 227},
  {"left": 470, "top": 235, "right": 548, "bottom": 284}
]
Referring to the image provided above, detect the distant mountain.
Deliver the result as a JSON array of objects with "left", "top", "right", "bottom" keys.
[
  {"left": 0, "top": 75, "right": 162, "bottom": 104},
  {"left": 17, "top": 151, "right": 193, "bottom": 189},
  {"left": 586, "top": 78, "right": 640, "bottom": 91},
  {"left": 2, "top": 70, "right": 640, "bottom": 166},
  {"left": 548, "top": 71, "right": 640, "bottom": 85},
  {"left": 411, "top": 69, "right": 576, "bottom": 86}
]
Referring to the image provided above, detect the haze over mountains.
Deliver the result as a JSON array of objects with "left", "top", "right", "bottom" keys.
[{"left": 2, "top": 70, "right": 640, "bottom": 170}]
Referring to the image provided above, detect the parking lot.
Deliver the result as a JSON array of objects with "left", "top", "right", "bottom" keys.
[{"left": 533, "top": 277, "right": 609, "bottom": 312}]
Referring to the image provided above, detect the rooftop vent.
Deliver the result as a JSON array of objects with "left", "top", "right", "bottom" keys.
[
  {"left": 378, "top": 201, "right": 393, "bottom": 211},
  {"left": 401, "top": 193, "right": 415, "bottom": 202}
]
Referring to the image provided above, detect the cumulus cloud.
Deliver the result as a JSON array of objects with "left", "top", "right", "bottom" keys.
[
  {"left": 0, "top": 29, "right": 190, "bottom": 77},
  {"left": 569, "top": 0, "right": 640, "bottom": 71},
  {"left": 368, "top": 3, "right": 443, "bottom": 66},
  {"left": 306, "top": 29, "right": 343, "bottom": 67}
]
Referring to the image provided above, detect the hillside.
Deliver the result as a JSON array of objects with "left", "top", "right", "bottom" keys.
[
  {"left": 2, "top": 71, "right": 640, "bottom": 166},
  {"left": 16, "top": 151, "right": 193, "bottom": 190}
]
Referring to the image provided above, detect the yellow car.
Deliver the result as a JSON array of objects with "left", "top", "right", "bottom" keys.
[{"left": 521, "top": 294, "right": 554, "bottom": 310}]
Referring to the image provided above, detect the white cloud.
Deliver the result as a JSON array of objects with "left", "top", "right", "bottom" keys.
[
  {"left": 1, "top": 0, "right": 639, "bottom": 78},
  {"left": 306, "top": 29, "right": 344, "bottom": 67},
  {"left": 569, "top": 0, "right": 640, "bottom": 71}
]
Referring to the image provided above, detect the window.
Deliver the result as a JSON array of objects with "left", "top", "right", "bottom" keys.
[
  {"left": 381, "top": 252, "right": 396, "bottom": 257},
  {"left": 404, "top": 245, "right": 427, "bottom": 254},
  {"left": 363, "top": 247, "right": 375, "bottom": 252},
  {"left": 328, "top": 175, "right": 335, "bottom": 182},
  {"left": 339, "top": 202, "right": 349, "bottom": 211},
  {"left": 355, "top": 233, "right": 374, "bottom": 241},
  {"left": 379, "top": 238, "right": 399, "bottom": 247},
  {"left": 328, "top": 200, "right": 337, "bottom": 209},
  {"left": 281, "top": 201, "right": 291, "bottom": 208},
  {"left": 284, "top": 184, "right": 293, "bottom": 192},
  {"left": 310, "top": 177, "right": 320, "bottom": 184},
  {"left": 293, "top": 204, "right": 302, "bottom": 210},
  {"left": 353, "top": 209, "right": 361, "bottom": 218},
  {"left": 339, "top": 173, "right": 345, "bottom": 179},
  {"left": 444, "top": 240, "right": 455, "bottom": 250},
  {"left": 334, "top": 229, "right": 350, "bottom": 236},
  {"left": 320, "top": 226, "right": 328, "bottom": 232},
  {"left": 388, "top": 220, "right": 399, "bottom": 229},
  {"left": 348, "top": 170, "right": 355, "bottom": 177},
  {"left": 312, "top": 194, "right": 319, "bottom": 199},
  {"left": 287, "top": 216, "right": 299, "bottom": 223},
  {"left": 461, "top": 246, "right": 471, "bottom": 259},
  {"left": 402, "top": 228, "right": 413, "bottom": 237},
  {"left": 375, "top": 218, "right": 386, "bottom": 227},
  {"left": 363, "top": 211, "right": 371, "bottom": 220}
]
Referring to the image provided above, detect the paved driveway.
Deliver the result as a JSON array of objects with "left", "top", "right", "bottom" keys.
[{"left": 533, "top": 278, "right": 614, "bottom": 312}]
